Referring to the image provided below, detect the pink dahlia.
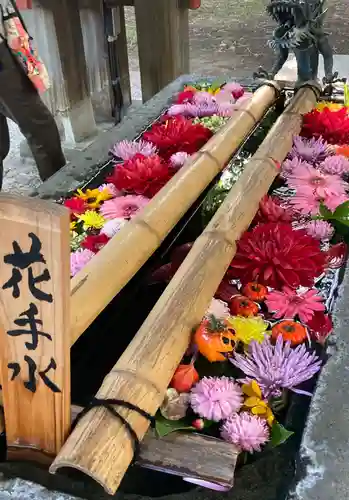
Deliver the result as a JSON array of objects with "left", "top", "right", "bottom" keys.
[
  {"left": 190, "top": 376, "right": 243, "bottom": 422},
  {"left": 110, "top": 139, "right": 157, "bottom": 160},
  {"left": 220, "top": 412, "right": 269, "bottom": 452},
  {"left": 100, "top": 194, "right": 149, "bottom": 220},
  {"left": 229, "top": 223, "right": 326, "bottom": 289},
  {"left": 222, "top": 82, "right": 245, "bottom": 100},
  {"left": 303, "top": 220, "right": 334, "bottom": 241},
  {"left": 286, "top": 164, "right": 347, "bottom": 199},
  {"left": 289, "top": 136, "right": 331, "bottom": 165},
  {"left": 101, "top": 218, "right": 126, "bottom": 237},
  {"left": 70, "top": 249, "right": 95, "bottom": 277},
  {"left": 266, "top": 286, "right": 325, "bottom": 323},
  {"left": 170, "top": 152, "right": 190, "bottom": 170},
  {"left": 319, "top": 155, "right": 349, "bottom": 176}
]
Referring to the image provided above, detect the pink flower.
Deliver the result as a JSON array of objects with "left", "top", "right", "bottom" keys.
[
  {"left": 282, "top": 157, "right": 311, "bottom": 177},
  {"left": 100, "top": 195, "right": 149, "bottom": 220},
  {"left": 266, "top": 286, "right": 325, "bottom": 323},
  {"left": 289, "top": 190, "right": 348, "bottom": 215},
  {"left": 110, "top": 139, "right": 157, "bottom": 160},
  {"left": 303, "top": 220, "right": 334, "bottom": 241},
  {"left": 70, "top": 249, "right": 95, "bottom": 277},
  {"left": 220, "top": 412, "right": 269, "bottom": 452},
  {"left": 286, "top": 164, "right": 347, "bottom": 199},
  {"left": 190, "top": 376, "right": 243, "bottom": 421},
  {"left": 101, "top": 218, "right": 126, "bottom": 237},
  {"left": 170, "top": 152, "right": 190, "bottom": 170},
  {"left": 222, "top": 82, "right": 245, "bottom": 100},
  {"left": 319, "top": 155, "right": 349, "bottom": 176},
  {"left": 98, "top": 183, "right": 121, "bottom": 198},
  {"left": 289, "top": 136, "right": 331, "bottom": 165}
]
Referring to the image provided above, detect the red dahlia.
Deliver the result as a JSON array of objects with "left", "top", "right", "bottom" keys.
[
  {"left": 302, "top": 108, "right": 349, "bottom": 145},
  {"left": 64, "top": 197, "right": 87, "bottom": 218},
  {"left": 81, "top": 233, "right": 110, "bottom": 253},
  {"left": 254, "top": 195, "right": 292, "bottom": 224},
  {"left": 107, "top": 154, "right": 172, "bottom": 198},
  {"left": 142, "top": 116, "right": 213, "bottom": 159},
  {"left": 229, "top": 222, "right": 326, "bottom": 289}
]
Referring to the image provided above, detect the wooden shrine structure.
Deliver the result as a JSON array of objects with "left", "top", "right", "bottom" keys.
[{"left": 18, "top": 0, "right": 196, "bottom": 145}]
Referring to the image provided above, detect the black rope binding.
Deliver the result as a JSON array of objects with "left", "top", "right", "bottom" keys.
[{"left": 72, "top": 397, "right": 156, "bottom": 463}]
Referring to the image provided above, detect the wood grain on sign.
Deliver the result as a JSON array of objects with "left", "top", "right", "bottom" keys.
[
  {"left": 50, "top": 84, "right": 319, "bottom": 494},
  {"left": 0, "top": 195, "right": 71, "bottom": 462}
]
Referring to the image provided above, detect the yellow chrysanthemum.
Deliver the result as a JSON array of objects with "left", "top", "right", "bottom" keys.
[
  {"left": 242, "top": 380, "right": 275, "bottom": 427},
  {"left": 70, "top": 221, "right": 77, "bottom": 234},
  {"left": 226, "top": 316, "right": 269, "bottom": 345},
  {"left": 316, "top": 101, "right": 344, "bottom": 112},
  {"left": 77, "top": 210, "right": 105, "bottom": 230},
  {"left": 75, "top": 188, "right": 111, "bottom": 209}
]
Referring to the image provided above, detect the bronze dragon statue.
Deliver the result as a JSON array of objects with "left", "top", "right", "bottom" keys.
[{"left": 254, "top": 0, "right": 338, "bottom": 85}]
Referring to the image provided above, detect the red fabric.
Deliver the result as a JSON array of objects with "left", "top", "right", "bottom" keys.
[{"left": 15, "top": 0, "right": 32, "bottom": 9}]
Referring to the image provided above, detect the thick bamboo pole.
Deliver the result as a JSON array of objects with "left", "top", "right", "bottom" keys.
[
  {"left": 51, "top": 82, "right": 320, "bottom": 493},
  {"left": 70, "top": 81, "right": 282, "bottom": 344}
]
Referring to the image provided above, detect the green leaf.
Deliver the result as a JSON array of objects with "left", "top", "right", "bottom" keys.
[
  {"left": 269, "top": 422, "right": 294, "bottom": 448},
  {"left": 155, "top": 415, "right": 195, "bottom": 438},
  {"left": 332, "top": 201, "right": 349, "bottom": 227},
  {"left": 318, "top": 203, "right": 333, "bottom": 220}
]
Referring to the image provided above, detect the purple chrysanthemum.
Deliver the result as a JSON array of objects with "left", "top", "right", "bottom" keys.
[
  {"left": 110, "top": 139, "right": 157, "bottom": 160},
  {"left": 303, "top": 220, "right": 334, "bottom": 241},
  {"left": 167, "top": 102, "right": 220, "bottom": 118},
  {"left": 170, "top": 151, "right": 190, "bottom": 170},
  {"left": 70, "top": 248, "right": 95, "bottom": 277},
  {"left": 190, "top": 376, "right": 243, "bottom": 421},
  {"left": 220, "top": 412, "right": 269, "bottom": 452},
  {"left": 281, "top": 156, "right": 310, "bottom": 178},
  {"left": 319, "top": 155, "right": 349, "bottom": 176},
  {"left": 230, "top": 336, "right": 322, "bottom": 398},
  {"left": 289, "top": 136, "right": 332, "bottom": 165}
]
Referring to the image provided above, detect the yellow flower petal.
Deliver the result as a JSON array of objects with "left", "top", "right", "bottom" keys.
[
  {"left": 251, "top": 380, "right": 262, "bottom": 399},
  {"left": 244, "top": 396, "right": 263, "bottom": 408},
  {"left": 242, "top": 383, "right": 256, "bottom": 397},
  {"left": 251, "top": 406, "right": 267, "bottom": 415}
]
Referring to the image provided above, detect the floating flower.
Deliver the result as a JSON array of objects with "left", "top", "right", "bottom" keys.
[
  {"left": 231, "top": 336, "right": 322, "bottom": 397},
  {"left": 226, "top": 316, "right": 269, "bottom": 345},
  {"left": 171, "top": 363, "right": 199, "bottom": 393},
  {"left": 143, "top": 116, "right": 213, "bottom": 159},
  {"left": 281, "top": 157, "right": 310, "bottom": 177},
  {"left": 160, "top": 388, "right": 190, "bottom": 421},
  {"left": 289, "top": 189, "right": 348, "bottom": 216},
  {"left": 302, "top": 108, "right": 349, "bottom": 145},
  {"left": 255, "top": 195, "right": 292, "bottom": 223},
  {"left": 303, "top": 220, "right": 334, "bottom": 241},
  {"left": 170, "top": 152, "right": 190, "bottom": 170},
  {"left": 100, "top": 218, "right": 127, "bottom": 237},
  {"left": 70, "top": 248, "right": 95, "bottom": 277},
  {"left": 190, "top": 376, "right": 243, "bottom": 421},
  {"left": 319, "top": 155, "right": 349, "bottom": 176},
  {"left": 316, "top": 101, "right": 343, "bottom": 112},
  {"left": 205, "top": 298, "right": 231, "bottom": 320},
  {"left": 64, "top": 197, "right": 87, "bottom": 218},
  {"left": 70, "top": 221, "right": 77, "bottom": 233},
  {"left": 335, "top": 145, "right": 349, "bottom": 158},
  {"left": 306, "top": 310, "right": 333, "bottom": 345},
  {"left": 220, "top": 412, "right": 269, "bottom": 452},
  {"left": 229, "top": 223, "right": 326, "bottom": 289},
  {"left": 81, "top": 233, "right": 110, "bottom": 253},
  {"left": 77, "top": 210, "right": 106, "bottom": 230},
  {"left": 222, "top": 82, "right": 245, "bottom": 100},
  {"left": 285, "top": 164, "right": 347, "bottom": 199},
  {"left": 110, "top": 139, "right": 157, "bottom": 160},
  {"left": 176, "top": 89, "right": 196, "bottom": 104},
  {"left": 271, "top": 321, "right": 307, "bottom": 345},
  {"left": 98, "top": 183, "right": 121, "bottom": 198},
  {"left": 75, "top": 188, "right": 112, "bottom": 209},
  {"left": 242, "top": 381, "right": 275, "bottom": 426},
  {"left": 100, "top": 194, "right": 149, "bottom": 220},
  {"left": 167, "top": 101, "right": 220, "bottom": 118},
  {"left": 266, "top": 287, "right": 325, "bottom": 323},
  {"left": 289, "top": 136, "right": 331, "bottom": 165},
  {"left": 107, "top": 154, "right": 172, "bottom": 198}
]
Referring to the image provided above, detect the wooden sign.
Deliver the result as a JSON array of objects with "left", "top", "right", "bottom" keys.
[{"left": 0, "top": 195, "right": 71, "bottom": 462}]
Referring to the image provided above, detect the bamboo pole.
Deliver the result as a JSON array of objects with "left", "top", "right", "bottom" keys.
[
  {"left": 51, "top": 82, "right": 320, "bottom": 493},
  {"left": 70, "top": 81, "right": 282, "bottom": 344}
]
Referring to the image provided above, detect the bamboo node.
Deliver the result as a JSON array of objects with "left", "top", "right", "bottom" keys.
[
  {"left": 232, "top": 108, "right": 258, "bottom": 123},
  {"left": 196, "top": 150, "right": 222, "bottom": 172},
  {"left": 131, "top": 218, "right": 163, "bottom": 243}
]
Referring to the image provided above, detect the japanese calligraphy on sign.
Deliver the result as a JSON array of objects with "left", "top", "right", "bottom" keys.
[{"left": 0, "top": 194, "right": 71, "bottom": 459}]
